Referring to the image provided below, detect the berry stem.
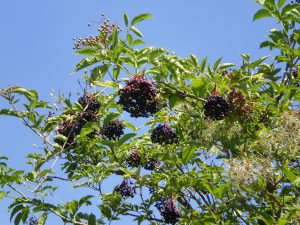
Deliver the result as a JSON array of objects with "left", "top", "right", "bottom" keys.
[{"left": 158, "top": 81, "right": 206, "bottom": 102}]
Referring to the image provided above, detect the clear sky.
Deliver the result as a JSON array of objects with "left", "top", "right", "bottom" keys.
[{"left": 0, "top": 1, "right": 275, "bottom": 224}]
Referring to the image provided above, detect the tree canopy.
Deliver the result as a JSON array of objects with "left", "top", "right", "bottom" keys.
[{"left": 0, "top": 0, "right": 300, "bottom": 224}]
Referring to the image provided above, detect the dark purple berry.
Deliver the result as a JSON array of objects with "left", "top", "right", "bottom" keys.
[
  {"left": 126, "top": 150, "right": 141, "bottom": 167},
  {"left": 54, "top": 119, "right": 80, "bottom": 148},
  {"left": 118, "top": 75, "right": 160, "bottom": 118},
  {"left": 27, "top": 216, "right": 38, "bottom": 225},
  {"left": 150, "top": 123, "right": 178, "bottom": 145},
  {"left": 115, "top": 179, "right": 136, "bottom": 198},
  {"left": 101, "top": 119, "right": 124, "bottom": 140},
  {"left": 203, "top": 93, "right": 229, "bottom": 120},
  {"left": 78, "top": 93, "right": 100, "bottom": 113},
  {"left": 143, "top": 158, "right": 160, "bottom": 171},
  {"left": 155, "top": 198, "right": 180, "bottom": 224}
]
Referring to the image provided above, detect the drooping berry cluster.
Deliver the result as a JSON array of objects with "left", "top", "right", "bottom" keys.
[
  {"left": 27, "top": 216, "right": 38, "bottom": 225},
  {"left": 228, "top": 88, "right": 253, "bottom": 119},
  {"left": 118, "top": 75, "right": 159, "bottom": 118},
  {"left": 55, "top": 119, "right": 80, "bottom": 148},
  {"left": 101, "top": 119, "right": 125, "bottom": 140},
  {"left": 126, "top": 150, "right": 141, "bottom": 167},
  {"left": 151, "top": 123, "right": 178, "bottom": 145},
  {"left": 155, "top": 198, "right": 180, "bottom": 224},
  {"left": 143, "top": 158, "right": 160, "bottom": 171},
  {"left": 54, "top": 93, "right": 100, "bottom": 148},
  {"left": 203, "top": 93, "right": 229, "bottom": 120},
  {"left": 291, "top": 0, "right": 300, "bottom": 4},
  {"left": 73, "top": 35, "right": 102, "bottom": 49},
  {"left": 79, "top": 92, "right": 101, "bottom": 113},
  {"left": 115, "top": 179, "right": 136, "bottom": 198},
  {"left": 292, "top": 67, "right": 298, "bottom": 79}
]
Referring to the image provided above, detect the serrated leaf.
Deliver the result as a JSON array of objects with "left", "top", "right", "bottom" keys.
[
  {"left": 131, "top": 13, "right": 153, "bottom": 26},
  {"left": 103, "top": 112, "right": 121, "bottom": 126},
  {"left": 111, "top": 28, "right": 119, "bottom": 50},
  {"left": 91, "top": 64, "right": 110, "bottom": 81},
  {"left": 218, "top": 63, "right": 235, "bottom": 70},
  {"left": 253, "top": 9, "right": 271, "bottom": 21},
  {"left": 213, "top": 57, "right": 222, "bottom": 71},
  {"left": 92, "top": 81, "right": 119, "bottom": 89},
  {"left": 10, "top": 205, "right": 24, "bottom": 222},
  {"left": 124, "top": 13, "right": 129, "bottom": 27},
  {"left": 132, "top": 39, "right": 146, "bottom": 46},
  {"left": 130, "top": 26, "right": 143, "bottom": 37},
  {"left": 74, "top": 57, "right": 99, "bottom": 72},
  {"left": 117, "top": 133, "right": 137, "bottom": 146},
  {"left": 182, "top": 147, "right": 196, "bottom": 164},
  {"left": 38, "top": 214, "right": 47, "bottom": 225},
  {"left": 278, "top": 0, "right": 286, "bottom": 8},
  {"left": 199, "top": 57, "right": 207, "bottom": 73}
]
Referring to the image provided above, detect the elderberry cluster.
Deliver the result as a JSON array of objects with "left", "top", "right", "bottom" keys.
[
  {"left": 101, "top": 119, "right": 124, "bottom": 140},
  {"left": 155, "top": 198, "right": 180, "bottom": 224},
  {"left": 73, "top": 15, "right": 122, "bottom": 50},
  {"left": 118, "top": 75, "right": 159, "bottom": 118},
  {"left": 54, "top": 93, "right": 100, "bottom": 148},
  {"left": 27, "top": 216, "right": 38, "bottom": 225},
  {"left": 126, "top": 150, "right": 141, "bottom": 167},
  {"left": 115, "top": 179, "right": 136, "bottom": 198},
  {"left": 228, "top": 88, "right": 252, "bottom": 118},
  {"left": 151, "top": 123, "right": 178, "bottom": 145},
  {"left": 203, "top": 94, "right": 229, "bottom": 120},
  {"left": 79, "top": 92, "right": 101, "bottom": 113},
  {"left": 143, "top": 158, "right": 160, "bottom": 171},
  {"left": 55, "top": 119, "right": 80, "bottom": 148}
]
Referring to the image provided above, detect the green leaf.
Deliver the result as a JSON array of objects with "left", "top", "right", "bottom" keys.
[
  {"left": 218, "top": 63, "right": 235, "bottom": 70},
  {"left": 38, "top": 214, "right": 47, "bottom": 225},
  {"left": 132, "top": 39, "right": 146, "bottom": 46},
  {"left": 213, "top": 57, "right": 222, "bottom": 71},
  {"left": 0, "top": 109, "right": 25, "bottom": 117},
  {"left": 278, "top": 0, "right": 286, "bottom": 8},
  {"left": 10, "top": 205, "right": 24, "bottom": 222},
  {"left": 182, "top": 147, "right": 196, "bottom": 164},
  {"left": 131, "top": 13, "right": 153, "bottom": 26},
  {"left": 74, "top": 57, "right": 100, "bottom": 72},
  {"left": 117, "top": 133, "right": 137, "bottom": 146},
  {"left": 130, "top": 26, "right": 143, "bottom": 37},
  {"left": 111, "top": 28, "right": 119, "bottom": 50},
  {"left": 123, "top": 13, "right": 129, "bottom": 27},
  {"left": 92, "top": 81, "right": 119, "bottom": 89},
  {"left": 88, "top": 213, "right": 96, "bottom": 225},
  {"left": 199, "top": 57, "right": 207, "bottom": 73},
  {"left": 192, "top": 77, "right": 206, "bottom": 89},
  {"left": 122, "top": 121, "right": 137, "bottom": 132},
  {"left": 103, "top": 112, "right": 121, "bottom": 126},
  {"left": 91, "top": 64, "right": 110, "bottom": 81},
  {"left": 253, "top": 9, "right": 271, "bottom": 21},
  {"left": 190, "top": 54, "right": 198, "bottom": 66},
  {"left": 14, "top": 212, "right": 22, "bottom": 225}
]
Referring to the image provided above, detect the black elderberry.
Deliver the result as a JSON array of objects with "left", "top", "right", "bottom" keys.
[
  {"left": 27, "top": 216, "right": 38, "bottom": 225},
  {"left": 126, "top": 150, "right": 141, "bottom": 167},
  {"left": 118, "top": 75, "right": 160, "bottom": 118},
  {"left": 101, "top": 119, "right": 124, "bottom": 140},
  {"left": 54, "top": 119, "right": 80, "bottom": 148},
  {"left": 150, "top": 123, "right": 178, "bottom": 145},
  {"left": 143, "top": 158, "right": 160, "bottom": 171},
  {"left": 115, "top": 179, "right": 136, "bottom": 198},
  {"left": 155, "top": 198, "right": 180, "bottom": 224},
  {"left": 203, "top": 93, "right": 229, "bottom": 120},
  {"left": 78, "top": 93, "right": 100, "bottom": 113}
]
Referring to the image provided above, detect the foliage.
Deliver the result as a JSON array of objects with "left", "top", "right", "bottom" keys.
[{"left": 0, "top": 1, "right": 300, "bottom": 224}]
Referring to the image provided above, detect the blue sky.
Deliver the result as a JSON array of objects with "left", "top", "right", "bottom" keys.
[{"left": 0, "top": 0, "right": 275, "bottom": 224}]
